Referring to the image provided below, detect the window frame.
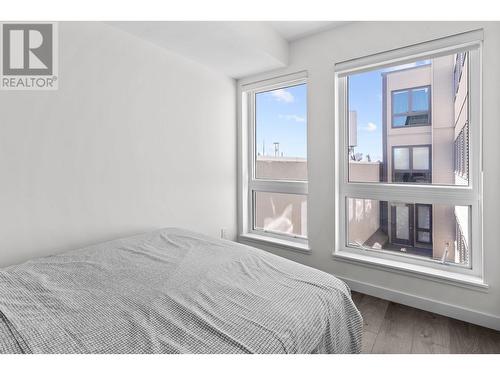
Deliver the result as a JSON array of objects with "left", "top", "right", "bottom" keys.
[
  {"left": 240, "top": 72, "right": 309, "bottom": 248},
  {"left": 391, "top": 85, "right": 432, "bottom": 128},
  {"left": 334, "top": 32, "right": 484, "bottom": 285}
]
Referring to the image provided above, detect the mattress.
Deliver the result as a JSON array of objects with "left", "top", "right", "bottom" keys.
[{"left": 0, "top": 228, "right": 362, "bottom": 354}]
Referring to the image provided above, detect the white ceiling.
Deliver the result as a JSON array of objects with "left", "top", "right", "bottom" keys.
[
  {"left": 266, "top": 21, "right": 349, "bottom": 41},
  {"left": 108, "top": 21, "right": 348, "bottom": 79}
]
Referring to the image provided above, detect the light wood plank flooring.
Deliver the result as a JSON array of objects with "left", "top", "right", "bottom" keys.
[{"left": 351, "top": 291, "right": 500, "bottom": 354}]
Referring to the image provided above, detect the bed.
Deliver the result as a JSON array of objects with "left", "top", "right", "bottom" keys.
[{"left": 0, "top": 228, "right": 363, "bottom": 354}]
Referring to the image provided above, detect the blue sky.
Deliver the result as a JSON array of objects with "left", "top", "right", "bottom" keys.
[
  {"left": 348, "top": 69, "right": 383, "bottom": 161},
  {"left": 256, "top": 83, "right": 307, "bottom": 158}
]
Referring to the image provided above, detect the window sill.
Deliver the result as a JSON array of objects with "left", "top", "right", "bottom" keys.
[
  {"left": 333, "top": 249, "right": 488, "bottom": 292},
  {"left": 238, "top": 233, "right": 310, "bottom": 253}
]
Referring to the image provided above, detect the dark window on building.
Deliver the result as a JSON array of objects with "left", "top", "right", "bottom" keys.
[
  {"left": 415, "top": 204, "right": 432, "bottom": 244},
  {"left": 392, "top": 86, "right": 431, "bottom": 128}
]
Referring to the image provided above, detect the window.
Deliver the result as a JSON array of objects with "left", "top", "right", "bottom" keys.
[
  {"left": 240, "top": 73, "right": 308, "bottom": 247},
  {"left": 335, "top": 32, "right": 482, "bottom": 283},
  {"left": 415, "top": 204, "right": 432, "bottom": 245},
  {"left": 392, "top": 86, "right": 431, "bottom": 127},
  {"left": 392, "top": 145, "right": 431, "bottom": 183}
]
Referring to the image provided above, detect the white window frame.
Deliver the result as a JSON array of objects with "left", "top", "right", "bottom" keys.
[
  {"left": 239, "top": 72, "right": 309, "bottom": 250},
  {"left": 334, "top": 31, "right": 485, "bottom": 288}
]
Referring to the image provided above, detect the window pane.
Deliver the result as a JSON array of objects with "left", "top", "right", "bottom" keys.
[
  {"left": 417, "top": 205, "right": 431, "bottom": 229},
  {"left": 393, "top": 91, "right": 409, "bottom": 114},
  {"left": 254, "top": 191, "right": 307, "bottom": 237},
  {"left": 393, "top": 148, "right": 410, "bottom": 169},
  {"left": 395, "top": 204, "right": 410, "bottom": 240},
  {"left": 417, "top": 231, "right": 431, "bottom": 243},
  {"left": 412, "top": 87, "right": 429, "bottom": 111},
  {"left": 393, "top": 115, "right": 408, "bottom": 127},
  {"left": 255, "top": 84, "right": 307, "bottom": 180},
  {"left": 347, "top": 51, "right": 470, "bottom": 186},
  {"left": 347, "top": 198, "right": 471, "bottom": 266},
  {"left": 413, "top": 147, "right": 430, "bottom": 170}
]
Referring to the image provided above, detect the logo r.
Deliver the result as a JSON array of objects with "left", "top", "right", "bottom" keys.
[{"left": 2, "top": 24, "right": 53, "bottom": 75}]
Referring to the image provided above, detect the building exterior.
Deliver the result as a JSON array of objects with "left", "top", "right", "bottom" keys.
[{"left": 348, "top": 53, "right": 470, "bottom": 264}]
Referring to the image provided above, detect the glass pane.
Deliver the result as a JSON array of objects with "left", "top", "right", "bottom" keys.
[
  {"left": 413, "top": 147, "right": 430, "bottom": 170},
  {"left": 255, "top": 84, "right": 307, "bottom": 180},
  {"left": 417, "top": 231, "right": 431, "bottom": 243},
  {"left": 417, "top": 205, "right": 431, "bottom": 229},
  {"left": 347, "top": 198, "right": 471, "bottom": 266},
  {"left": 412, "top": 87, "right": 429, "bottom": 111},
  {"left": 254, "top": 191, "right": 307, "bottom": 237},
  {"left": 393, "top": 115, "right": 408, "bottom": 127},
  {"left": 393, "top": 91, "right": 409, "bottom": 114},
  {"left": 395, "top": 205, "right": 410, "bottom": 240},
  {"left": 393, "top": 148, "right": 410, "bottom": 169},
  {"left": 347, "top": 51, "right": 470, "bottom": 186}
]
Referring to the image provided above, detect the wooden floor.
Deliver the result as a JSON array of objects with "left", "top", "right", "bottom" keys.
[{"left": 351, "top": 291, "right": 500, "bottom": 354}]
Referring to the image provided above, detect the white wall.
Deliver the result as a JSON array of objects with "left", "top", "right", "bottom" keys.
[
  {"left": 238, "top": 22, "right": 500, "bottom": 329},
  {"left": 0, "top": 22, "right": 237, "bottom": 267}
]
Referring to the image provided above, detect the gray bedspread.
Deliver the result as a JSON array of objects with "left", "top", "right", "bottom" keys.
[{"left": 0, "top": 228, "right": 362, "bottom": 354}]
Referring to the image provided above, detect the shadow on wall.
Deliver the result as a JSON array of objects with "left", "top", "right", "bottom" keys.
[
  {"left": 254, "top": 191, "right": 307, "bottom": 237},
  {"left": 264, "top": 201, "right": 294, "bottom": 234}
]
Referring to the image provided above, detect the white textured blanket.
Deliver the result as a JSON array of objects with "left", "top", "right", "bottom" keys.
[{"left": 0, "top": 228, "right": 362, "bottom": 354}]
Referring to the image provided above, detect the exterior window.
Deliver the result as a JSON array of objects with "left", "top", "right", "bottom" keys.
[
  {"left": 241, "top": 75, "right": 308, "bottom": 245},
  {"left": 392, "top": 145, "right": 431, "bottom": 183},
  {"left": 392, "top": 86, "right": 431, "bottom": 128},
  {"left": 336, "top": 33, "right": 482, "bottom": 281},
  {"left": 415, "top": 204, "right": 432, "bottom": 245}
]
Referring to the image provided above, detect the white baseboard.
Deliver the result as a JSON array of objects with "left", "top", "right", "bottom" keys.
[{"left": 342, "top": 276, "right": 500, "bottom": 331}]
